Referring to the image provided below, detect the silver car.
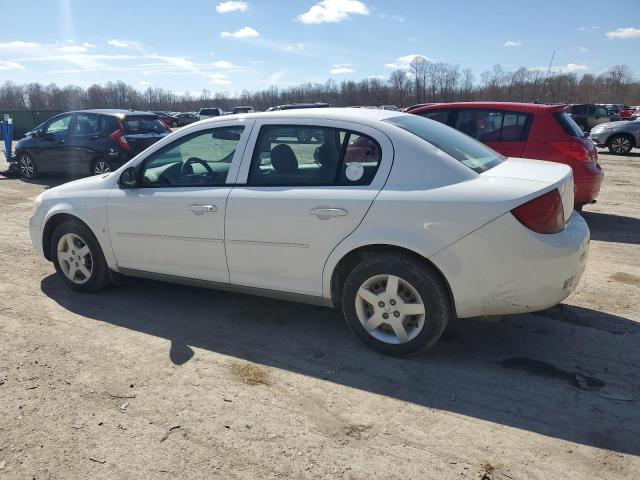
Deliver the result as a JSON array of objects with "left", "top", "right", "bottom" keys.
[{"left": 590, "top": 119, "right": 640, "bottom": 154}]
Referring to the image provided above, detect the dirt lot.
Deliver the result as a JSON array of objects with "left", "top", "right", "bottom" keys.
[{"left": 0, "top": 150, "right": 638, "bottom": 479}]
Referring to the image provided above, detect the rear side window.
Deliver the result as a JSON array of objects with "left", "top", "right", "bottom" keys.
[
  {"left": 123, "top": 116, "right": 167, "bottom": 134},
  {"left": 453, "top": 109, "right": 530, "bottom": 142},
  {"left": 200, "top": 108, "right": 220, "bottom": 116},
  {"left": 71, "top": 113, "right": 99, "bottom": 135},
  {"left": 248, "top": 125, "right": 381, "bottom": 186},
  {"left": 417, "top": 109, "right": 450, "bottom": 124},
  {"left": 555, "top": 112, "right": 584, "bottom": 138},
  {"left": 384, "top": 115, "right": 504, "bottom": 173}
]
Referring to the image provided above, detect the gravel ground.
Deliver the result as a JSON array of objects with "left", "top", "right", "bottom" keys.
[{"left": 0, "top": 150, "right": 638, "bottom": 479}]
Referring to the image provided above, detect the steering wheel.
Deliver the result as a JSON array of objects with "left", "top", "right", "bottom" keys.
[{"left": 180, "top": 157, "right": 217, "bottom": 184}]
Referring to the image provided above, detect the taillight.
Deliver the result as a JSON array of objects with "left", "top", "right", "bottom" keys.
[
  {"left": 110, "top": 124, "right": 131, "bottom": 150},
  {"left": 550, "top": 139, "right": 591, "bottom": 162},
  {"left": 511, "top": 189, "right": 565, "bottom": 234}
]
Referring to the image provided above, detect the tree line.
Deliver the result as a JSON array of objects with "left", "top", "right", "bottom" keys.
[{"left": 1, "top": 62, "right": 638, "bottom": 112}]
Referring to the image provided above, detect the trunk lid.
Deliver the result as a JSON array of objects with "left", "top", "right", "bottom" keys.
[{"left": 483, "top": 157, "right": 574, "bottom": 222}]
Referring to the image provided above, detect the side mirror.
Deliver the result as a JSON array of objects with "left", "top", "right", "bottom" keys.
[
  {"left": 119, "top": 167, "right": 138, "bottom": 188},
  {"left": 43, "top": 132, "right": 57, "bottom": 141},
  {"left": 31, "top": 129, "right": 43, "bottom": 138}
]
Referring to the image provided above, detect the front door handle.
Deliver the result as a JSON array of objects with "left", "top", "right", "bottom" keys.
[
  {"left": 188, "top": 204, "right": 217, "bottom": 213},
  {"left": 309, "top": 207, "right": 348, "bottom": 217}
]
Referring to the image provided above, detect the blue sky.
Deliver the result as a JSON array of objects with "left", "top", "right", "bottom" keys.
[{"left": 1, "top": 0, "right": 639, "bottom": 94}]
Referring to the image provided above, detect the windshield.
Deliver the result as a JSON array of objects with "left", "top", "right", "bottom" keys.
[
  {"left": 123, "top": 116, "right": 167, "bottom": 134},
  {"left": 384, "top": 114, "right": 504, "bottom": 173}
]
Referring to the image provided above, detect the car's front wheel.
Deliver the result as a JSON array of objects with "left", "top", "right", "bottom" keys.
[
  {"left": 51, "top": 220, "right": 111, "bottom": 292},
  {"left": 341, "top": 254, "right": 452, "bottom": 355},
  {"left": 607, "top": 134, "right": 634, "bottom": 154},
  {"left": 18, "top": 153, "right": 38, "bottom": 179},
  {"left": 91, "top": 157, "right": 111, "bottom": 175}
]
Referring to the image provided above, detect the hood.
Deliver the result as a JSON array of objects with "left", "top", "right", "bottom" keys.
[
  {"left": 592, "top": 120, "right": 640, "bottom": 130},
  {"left": 43, "top": 173, "right": 113, "bottom": 200}
]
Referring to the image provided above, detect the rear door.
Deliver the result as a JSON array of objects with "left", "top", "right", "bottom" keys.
[
  {"left": 453, "top": 108, "right": 530, "bottom": 157},
  {"left": 66, "top": 112, "right": 101, "bottom": 174},
  {"left": 225, "top": 120, "right": 392, "bottom": 297}
]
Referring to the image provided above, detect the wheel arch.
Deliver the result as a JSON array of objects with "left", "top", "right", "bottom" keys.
[
  {"left": 42, "top": 213, "right": 94, "bottom": 261},
  {"left": 328, "top": 243, "right": 456, "bottom": 316}
]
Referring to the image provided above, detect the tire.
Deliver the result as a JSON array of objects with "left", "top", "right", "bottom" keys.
[
  {"left": 341, "top": 254, "right": 452, "bottom": 356},
  {"left": 171, "top": 121, "right": 178, "bottom": 128},
  {"left": 607, "top": 134, "right": 634, "bottom": 155},
  {"left": 91, "top": 157, "right": 111, "bottom": 176},
  {"left": 18, "top": 152, "right": 38, "bottom": 179},
  {"left": 51, "top": 220, "right": 111, "bottom": 292}
]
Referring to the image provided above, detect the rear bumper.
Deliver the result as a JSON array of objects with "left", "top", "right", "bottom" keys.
[
  {"left": 573, "top": 162, "right": 603, "bottom": 205},
  {"left": 431, "top": 212, "right": 590, "bottom": 318}
]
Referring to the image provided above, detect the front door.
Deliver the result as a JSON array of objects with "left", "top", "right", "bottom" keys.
[
  {"left": 225, "top": 120, "right": 391, "bottom": 297},
  {"left": 35, "top": 113, "right": 73, "bottom": 172},
  {"left": 107, "top": 124, "right": 251, "bottom": 283}
]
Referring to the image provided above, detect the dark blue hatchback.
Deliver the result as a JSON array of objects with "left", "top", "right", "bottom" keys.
[{"left": 13, "top": 109, "right": 169, "bottom": 178}]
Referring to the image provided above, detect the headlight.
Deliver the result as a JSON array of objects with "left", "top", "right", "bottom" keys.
[{"left": 33, "top": 193, "right": 43, "bottom": 214}]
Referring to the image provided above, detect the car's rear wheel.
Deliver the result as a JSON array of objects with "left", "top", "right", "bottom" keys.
[
  {"left": 341, "top": 254, "right": 451, "bottom": 355},
  {"left": 607, "top": 134, "right": 634, "bottom": 154},
  {"left": 51, "top": 220, "right": 111, "bottom": 292},
  {"left": 92, "top": 157, "right": 111, "bottom": 175},
  {"left": 18, "top": 153, "right": 38, "bottom": 179}
]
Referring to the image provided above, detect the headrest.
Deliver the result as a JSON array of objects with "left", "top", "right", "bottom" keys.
[
  {"left": 271, "top": 144, "right": 298, "bottom": 173},
  {"left": 316, "top": 144, "right": 339, "bottom": 169}
]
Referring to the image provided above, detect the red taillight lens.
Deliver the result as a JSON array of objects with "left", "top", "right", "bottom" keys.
[
  {"left": 550, "top": 140, "right": 591, "bottom": 162},
  {"left": 109, "top": 125, "right": 131, "bottom": 150},
  {"left": 511, "top": 189, "right": 565, "bottom": 234}
]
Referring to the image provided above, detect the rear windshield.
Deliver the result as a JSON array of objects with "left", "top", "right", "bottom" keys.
[
  {"left": 555, "top": 112, "right": 584, "bottom": 138},
  {"left": 384, "top": 115, "right": 504, "bottom": 173},
  {"left": 123, "top": 116, "right": 167, "bottom": 134},
  {"left": 199, "top": 108, "right": 219, "bottom": 116}
]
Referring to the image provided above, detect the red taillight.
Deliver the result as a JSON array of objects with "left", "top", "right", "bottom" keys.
[
  {"left": 110, "top": 124, "right": 131, "bottom": 150},
  {"left": 550, "top": 139, "right": 591, "bottom": 162},
  {"left": 511, "top": 189, "right": 565, "bottom": 234}
]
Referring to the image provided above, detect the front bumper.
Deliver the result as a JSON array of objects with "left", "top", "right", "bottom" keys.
[
  {"left": 589, "top": 131, "right": 609, "bottom": 146},
  {"left": 431, "top": 212, "right": 590, "bottom": 318},
  {"left": 29, "top": 212, "right": 44, "bottom": 257}
]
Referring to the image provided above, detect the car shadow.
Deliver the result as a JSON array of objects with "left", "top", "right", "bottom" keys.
[
  {"left": 0, "top": 172, "right": 75, "bottom": 189},
  {"left": 40, "top": 274, "right": 640, "bottom": 456},
  {"left": 581, "top": 211, "right": 640, "bottom": 245}
]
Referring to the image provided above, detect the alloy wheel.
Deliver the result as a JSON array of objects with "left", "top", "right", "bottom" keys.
[
  {"left": 19, "top": 155, "right": 35, "bottom": 178},
  {"left": 611, "top": 136, "right": 632, "bottom": 154},
  {"left": 355, "top": 274, "right": 426, "bottom": 344},
  {"left": 56, "top": 233, "right": 93, "bottom": 284},
  {"left": 93, "top": 159, "right": 110, "bottom": 175}
]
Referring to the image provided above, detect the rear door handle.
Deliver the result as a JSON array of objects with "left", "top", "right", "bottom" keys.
[
  {"left": 188, "top": 204, "right": 217, "bottom": 213},
  {"left": 309, "top": 208, "right": 348, "bottom": 217}
]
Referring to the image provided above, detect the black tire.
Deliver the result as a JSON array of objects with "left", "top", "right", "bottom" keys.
[
  {"left": 341, "top": 254, "right": 452, "bottom": 356},
  {"left": 51, "top": 220, "right": 111, "bottom": 292},
  {"left": 171, "top": 121, "right": 178, "bottom": 128},
  {"left": 91, "top": 157, "right": 111, "bottom": 176},
  {"left": 18, "top": 152, "right": 38, "bottom": 179},
  {"left": 607, "top": 134, "right": 634, "bottom": 155}
]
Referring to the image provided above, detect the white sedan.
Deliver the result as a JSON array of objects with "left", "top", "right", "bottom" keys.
[{"left": 29, "top": 108, "right": 589, "bottom": 355}]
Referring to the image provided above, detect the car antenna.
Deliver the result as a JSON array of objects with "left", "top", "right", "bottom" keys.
[{"left": 533, "top": 50, "right": 556, "bottom": 104}]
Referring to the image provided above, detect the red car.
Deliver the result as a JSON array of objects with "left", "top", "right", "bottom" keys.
[
  {"left": 410, "top": 102, "right": 603, "bottom": 209},
  {"left": 619, "top": 106, "right": 636, "bottom": 119}
]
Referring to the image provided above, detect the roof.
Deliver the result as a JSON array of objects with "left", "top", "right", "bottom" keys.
[
  {"left": 197, "top": 107, "right": 404, "bottom": 125},
  {"left": 410, "top": 102, "right": 567, "bottom": 113},
  {"left": 70, "top": 109, "right": 158, "bottom": 117}
]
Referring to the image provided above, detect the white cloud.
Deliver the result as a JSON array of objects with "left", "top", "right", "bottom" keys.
[
  {"left": 529, "top": 63, "right": 588, "bottom": 73},
  {"left": 281, "top": 43, "right": 304, "bottom": 52},
  {"left": 503, "top": 40, "right": 522, "bottom": 47},
  {"left": 0, "top": 60, "right": 25, "bottom": 70},
  {"left": 268, "top": 70, "right": 286, "bottom": 82},
  {"left": 579, "top": 46, "right": 589, "bottom": 53},
  {"left": 330, "top": 64, "right": 353, "bottom": 74},
  {"left": 384, "top": 54, "right": 429, "bottom": 69},
  {"left": 0, "top": 41, "right": 42, "bottom": 52},
  {"left": 58, "top": 45, "right": 89, "bottom": 53},
  {"left": 212, "top": 60, "right": 234, "bottom": 68},
  {"left": 210, "top": 73, "right": 231, "bottom": 85},
  {"left": 606, "top": 27, "right": 640, "bottom": 39},
  {"left": 107, "top": 39, "right": 145, "bottom": 51},
  {"left": 297, "top": 0, "right": 369, "bottom": 24},
  {"left": 83, "top": 42, "right": 96, "bottom": 48},
  {"left": 216, "top": 1, "right": 248, "bottom": 13},
  {"left": 220, "top": 26, "right": 260, "bottom": 38}
]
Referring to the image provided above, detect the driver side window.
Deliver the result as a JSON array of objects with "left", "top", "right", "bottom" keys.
[
  {"left": 141, "top": 126, "right": 244, "bottom": 187},
  {"left": 44, "top": 114, "right": 72, "bottom": 139}
]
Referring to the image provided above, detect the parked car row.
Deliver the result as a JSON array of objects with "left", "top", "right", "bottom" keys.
[{"left": 28, "top": 108, "right": 589, "bottom": 355}]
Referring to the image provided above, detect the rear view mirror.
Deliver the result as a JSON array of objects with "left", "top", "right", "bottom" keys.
[
  {"left": 119, "top": 167, "right": 138, "bottom": 188},
  {"left": 211, "top": 130, "right": 241, "bottom": 141}
]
